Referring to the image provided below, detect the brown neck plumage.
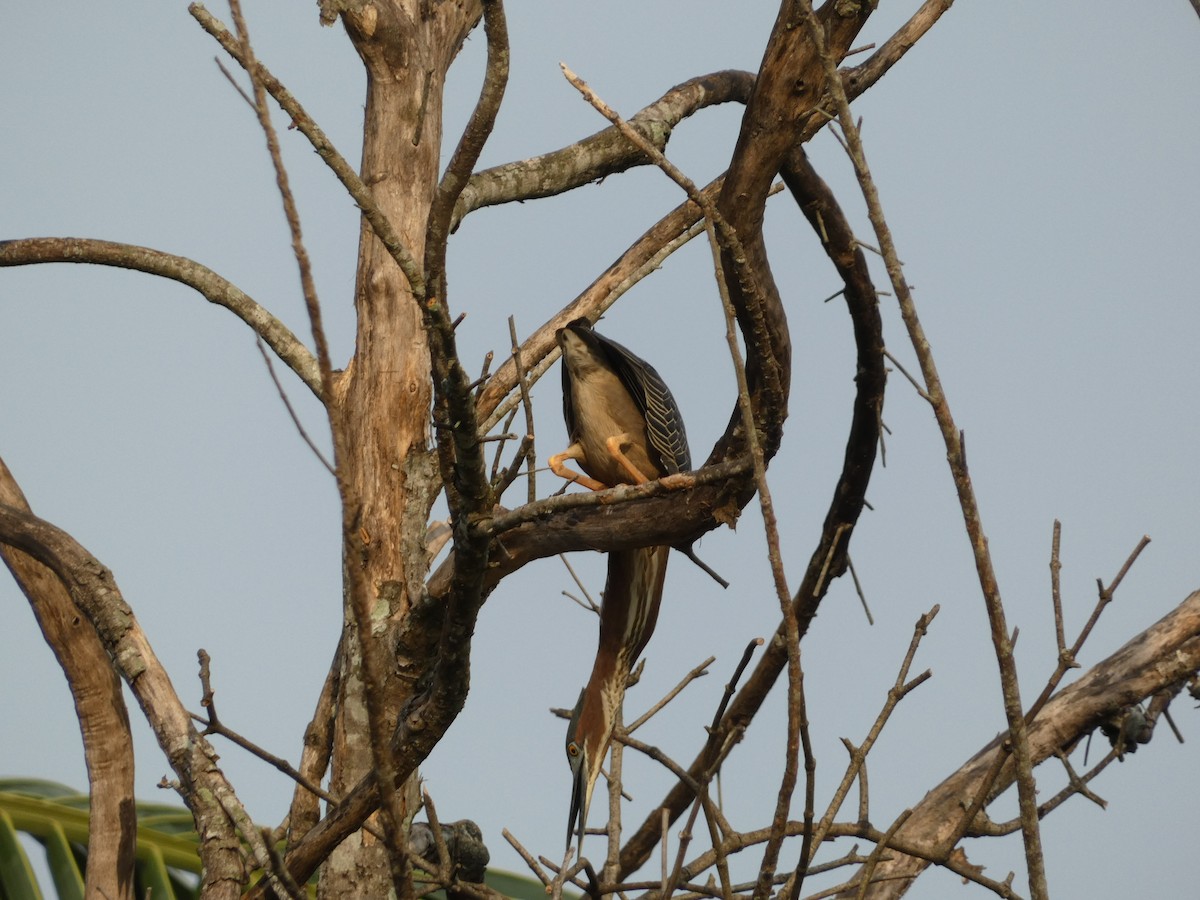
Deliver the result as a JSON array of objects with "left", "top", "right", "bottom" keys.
[{"left": 578, "top": 544, "right": 670, "bottom": 768}]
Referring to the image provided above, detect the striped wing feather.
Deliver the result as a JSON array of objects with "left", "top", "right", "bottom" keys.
[{"left": 591, "top": 331, "right": 691, "bottom": 474}]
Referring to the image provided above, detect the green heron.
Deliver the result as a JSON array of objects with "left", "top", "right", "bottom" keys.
[{"left": 550, "top": 318, "right": 691, "bottom": 854}]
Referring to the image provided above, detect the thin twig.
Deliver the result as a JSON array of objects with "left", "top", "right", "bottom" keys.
[
  {"left": 881, "top": 348, "right": 931, "bottom": 403},
  {"left": 1025, "top": 533, "right": 1151, "bottom": 723},
  {"left": 503, "top": 828, "right": 552, "bottom": 888},
  {"left": 255, "top": 337, "right": 335, "bottom": 475},
  {"left": 711, "top": 638, "right": 764, "bottom": 731},
  {"left": 214, "top": 56, "right": 255, "bottom": 109},
  {"left": 626, "top": 657, "right": 715, "bottom": 733},
  {"left": 1050, "top": 520, "right": 1066, "bottom": 659},
  {"left": 846, "top": 555, "right": 873, "bottom": 625},
  {"left": 508, "top": 315, "right": 537, "bottom": 503},
  {"left": 797, "top": 4, "right": 1049, "bottom": 894},
  {"left": 490, "top": 407, "right": 520, "bottom": 483},
  {"left": 558, "top": 554, "right": 599, "bottom": 613}
]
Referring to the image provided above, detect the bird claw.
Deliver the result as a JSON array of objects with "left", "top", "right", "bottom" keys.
[
  {"left": 549, "top": 446, "right": 609, "bottom": 492},
  {"left": 604, "top": 433, "right": 652, "bottom": 485}
]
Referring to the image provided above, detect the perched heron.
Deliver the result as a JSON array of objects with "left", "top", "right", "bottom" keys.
[{"left": 550, "top": 318, "right": 691, "bottom": 854}]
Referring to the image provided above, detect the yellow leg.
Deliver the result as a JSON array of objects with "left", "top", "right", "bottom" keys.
[
  {"left": 605, "top": 434, "right": 652, "bottom": 485},
  {"left": 549, "top": 443, "right": 609, "bottom": 492}
]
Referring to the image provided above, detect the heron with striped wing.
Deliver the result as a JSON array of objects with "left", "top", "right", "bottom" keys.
[{"left": 550, "top": 317, "right": 704, "bottom": 854}]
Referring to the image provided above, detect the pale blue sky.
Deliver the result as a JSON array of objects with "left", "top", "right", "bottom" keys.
[{"left": 2, "top": 2, "right": 1198, "bottom": 896}]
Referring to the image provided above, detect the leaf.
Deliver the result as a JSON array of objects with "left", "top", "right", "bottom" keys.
[
  {"left": 0, "top": 778, "right": 202, "bottom": 900},
  {"left": 1, "top": 779, "right": 568, "bottom": 899}
]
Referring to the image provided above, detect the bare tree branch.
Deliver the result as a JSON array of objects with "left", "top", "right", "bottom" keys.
[
  {"left": 858, "top": 590, "right": 1200, "bottom": 898},
  {"left": 0, "top": 457, "right": 136, "bottom": 900},
  {"left": 0, "top": 500, "right": 283, "bottom": 898},
  {"left": 795, "top": 5, "right": 1047, "bottom": 893},
  {"left": 0, "top": 237, "right": 321, "bottom": 395},
  {"left": 451, "top": 71, "right": 755, "bottom": 230}
]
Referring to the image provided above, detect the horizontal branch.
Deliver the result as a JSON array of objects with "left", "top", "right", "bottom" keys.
[{"left": 0, "top": 237, "right": 322, "bottom": 397}]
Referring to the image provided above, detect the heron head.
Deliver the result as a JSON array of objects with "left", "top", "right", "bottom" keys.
[
  {"left": 557, "top": 319, "right": 605, "bottom": 380},
  {"left": 565, "top": 685, "right": 611, "bottom": 854}
]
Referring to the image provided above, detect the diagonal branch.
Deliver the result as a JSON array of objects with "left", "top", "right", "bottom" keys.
[
  {"left": 858, "top": 590, "right": 1200, "bottom": 898},
  {"left": 451, "top": 70, "right": 755, "bottom": 230},
  {"left": 840, "top": 0, "right": 956, "bottom": 103},
  {"left": 0, "top": 499, "right": 286, "bottom": 898}
]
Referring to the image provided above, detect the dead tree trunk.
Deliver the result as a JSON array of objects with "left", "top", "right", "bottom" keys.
[{"left": 318, "top": 2, "right": 481, "bottom": 893}]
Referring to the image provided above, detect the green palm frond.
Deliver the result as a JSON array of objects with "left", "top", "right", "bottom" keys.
[
  {"left": 0, "top": 778, "right": 200, "bottom": 900},
  {"left": 1, "top": 779, "right": 569, "bottom": 899}
]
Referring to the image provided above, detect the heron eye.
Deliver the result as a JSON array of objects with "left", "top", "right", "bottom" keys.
[{"left": 567, "top": 741, "right": 580, "bottom": 758}]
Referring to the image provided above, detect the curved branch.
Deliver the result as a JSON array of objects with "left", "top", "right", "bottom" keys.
[
  {"left": 451, "top": 71, "right": 755, "bottom": 230},
  {"left": 0, "top": 502, "right": 263, "bottom": 898},
  {"left": 708, "top": 0, "right": 873, "bottom": 472},
  {"left": 0, "top": 457, "right": 136, "bottom": 900},
  {"left": 619, "top": 136, "right": 886, "bottom": 876},
  {"left": 0, "top": 237, "right": 322, "bottom": 397}
]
